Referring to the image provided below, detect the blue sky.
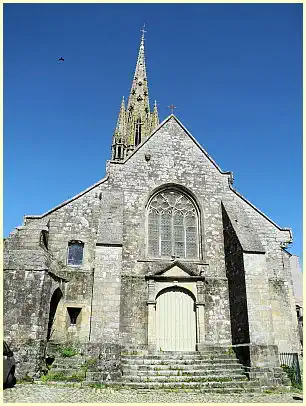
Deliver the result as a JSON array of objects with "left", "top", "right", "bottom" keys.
[{"left": 4, "top": 3, "right": 302, "bottom": 261}]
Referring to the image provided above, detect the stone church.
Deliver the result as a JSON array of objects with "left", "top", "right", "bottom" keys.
[{"left": 4, "top": 31, "right": 301, "bottom": 386}]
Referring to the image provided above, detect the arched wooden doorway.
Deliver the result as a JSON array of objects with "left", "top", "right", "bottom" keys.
[
  {"left": 46, "top": 288, "right": 63, "bottom": 341},
  {"left": 156, "top": 287, "right": 196, "bottom": 351}
]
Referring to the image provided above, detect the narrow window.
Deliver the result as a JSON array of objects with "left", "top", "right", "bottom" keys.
[
  {"left": 67, "top": 307, "right": 81, "bottom": 326},
  {"left": 148, "top": 210, "right": 159, "bottom": 256},
  {"left": 40, "top": 230, "right": 49, "bottom": 250},
  {"left": 161, "top": 212, "right": 172, "bottom": 256},
  {"left": 67, "top": 241, "right": 84, "bottom": 265},
  {"left": 135, "top": 118, "right": 142, "bottom": 146}
]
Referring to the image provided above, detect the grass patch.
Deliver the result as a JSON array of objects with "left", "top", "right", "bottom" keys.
[
  {"left": 40, "top": 372, "right": 67, "bottom": 383},
  {"left": 88, "top": 383, "right": 107, "bottom": 389},
  {"left": 17, "top": 375, "right": 34, "bottom": 384},
  {"left": 58, "top": 346, "right": 79, "bottom": 358},
  {"left": 264, "top": 386, "right": 290, "bottom": 394},
  {"left": 40, "top": 370, "right": 85, "bottom": 383},
  {"left": 225, "top": 346, "right": 234, "bottom": 355},
  {"left": 84, "top": 357, "right": 98, "bottom": 367}
]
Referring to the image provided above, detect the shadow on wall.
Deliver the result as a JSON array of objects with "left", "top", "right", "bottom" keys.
[{"left": 47, "top": 288, "right": 63, "bottom": 341}]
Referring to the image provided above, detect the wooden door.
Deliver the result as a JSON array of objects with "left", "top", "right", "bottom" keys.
[{"left": 156, "top": 287, "right": 196, "bottom": 351}]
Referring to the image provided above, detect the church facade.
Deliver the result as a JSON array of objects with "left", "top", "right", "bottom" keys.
[{"left": 4, "top": 32, "right": 301, "bottom": 384}]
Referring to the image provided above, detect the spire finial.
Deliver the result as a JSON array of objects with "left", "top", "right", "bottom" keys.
[{"left": 140, "top": 23, "right": 147, "bottom": 41}]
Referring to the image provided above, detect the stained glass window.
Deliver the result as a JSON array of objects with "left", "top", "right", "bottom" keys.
[
  {"left": 147, "top": 190, "right": 199, "bottom": 259},
  {"left": 67, "top": 241, "right": 84, "bottom": 266}
]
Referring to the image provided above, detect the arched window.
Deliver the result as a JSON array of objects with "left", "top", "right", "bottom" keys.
[
  {"left": 135, "top": 118, "right": 142, "bottom": 146},
  {"left": 67, "top": 240, "right": 84, "bottom": 266},
  {"left": 147, "top": 190, "right": 199, "bottom": 259}
]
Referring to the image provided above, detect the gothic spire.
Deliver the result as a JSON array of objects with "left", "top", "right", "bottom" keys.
[
  {"left": 111, "top": 27, "right": 160, "bottom": 160},
  {"left": 126, "top": 28, "right": 150, "bottom": 115}
]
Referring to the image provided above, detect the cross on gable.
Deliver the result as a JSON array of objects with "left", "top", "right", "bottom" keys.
[{"left": 168, "top": 104, "right": 176, "bottom": 114}]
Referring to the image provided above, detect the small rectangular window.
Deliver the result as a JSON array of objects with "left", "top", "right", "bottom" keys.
[
  {"left": 68, "top": 241, "right": 84, "bottom": 265},
  {"left": 67, "top": 307, "right": 82, "bottom": 326}
]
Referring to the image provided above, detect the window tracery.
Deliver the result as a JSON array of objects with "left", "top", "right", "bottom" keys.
[{"left": 147, "top": 190, "right": 199, "bottom": 259}]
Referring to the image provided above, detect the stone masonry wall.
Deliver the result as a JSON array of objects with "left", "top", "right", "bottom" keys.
[
  {"left": 268, "top": 250, "right": 301, "bottom": 353},
  {"left": 243, "top": 253, "right": 275, "bottom": 345},
  {"left": 119, "top": 275, "right": 148, "bottom": 348},
  {"left": 3, "top": 269, "right": 54, "bottom": 377},
  {"left": 204, "top": 278, "right": 232, "bottom": 346},
  {"left": 90, "top": 245, "right": 122, "bottom": 343},
  {"left": 108, "top": 118, "right": 230, "bottom": 278},
  {"left": 108, "top": 117, "right": 233, "bottom": 345},
  {"left": 223, "top": 188, "right": 300, "bottom": 354}
]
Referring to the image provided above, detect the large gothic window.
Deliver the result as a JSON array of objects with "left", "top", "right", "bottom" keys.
[{"left": 147, "top": 190, "right": 199, "bottom": 259}]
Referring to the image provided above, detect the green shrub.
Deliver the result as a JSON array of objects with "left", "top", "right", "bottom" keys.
[
  {"left": 58, "top": 346, "right": 79, "bottom": 357},
  {"left": 281, "top": 365, "right": 303, "bottom": 390}
]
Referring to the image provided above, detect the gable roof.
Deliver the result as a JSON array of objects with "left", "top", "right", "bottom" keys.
[
  {"left": 23, "top": 114, "right": 292, "bottom": 237},
  {"left": 23, "top": 174, "right": 109, "bottom": 222},
  {"left": 111, "top": 114, "right": 233, "bottom": 179},
  {"left": 113, "top": 114, "right": 292, "bottom": 235}
]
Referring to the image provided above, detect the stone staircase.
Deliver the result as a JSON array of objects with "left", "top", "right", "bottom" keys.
[
  {"left": 41, "top": 348, "right": 289, "bottom": 392},
  {"left": 43, "top": 354, "right": 87, "bottom": 382},
  {"left": 118, "top": 351, "right": 261, "bottom": 393}
]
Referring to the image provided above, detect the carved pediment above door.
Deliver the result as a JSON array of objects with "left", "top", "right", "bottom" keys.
[{"left": 145, "top": 260, "right": 206, "bottom": 282}]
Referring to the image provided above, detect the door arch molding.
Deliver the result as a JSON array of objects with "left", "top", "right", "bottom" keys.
[{"left": 156, "top": 285, "right": 196, "bottom": 302}]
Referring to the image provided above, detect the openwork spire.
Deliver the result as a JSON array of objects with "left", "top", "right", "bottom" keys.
[
  {"left": 111, "top": 97, "right": 126, "bottom": 160},
  {"left": 151, "top": 100, "right": 159, "bottom": 133},
  {"left": 111, "top": 27, "right": 160, "bottom": 161}
]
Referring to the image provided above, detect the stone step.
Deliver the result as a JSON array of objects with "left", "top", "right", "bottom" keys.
[
  {"left": 122, "top": 386, "right": 260, "bottom": 394},
  {"left": 122, "top": 353, "right": 237, "bottom": 361},
  {"left": 121, "top": 358, "right": 241, "bottom": 366},
  {"left": 51, "top": 357, "right": 85, "bottom": 368},
  {"left": 84, "top": 377, "right": 260, "bottom": 393},
  {"left": 150, "top": 351, "right": 236, "bottom": 356},
  {"left": 122, "top": 362, "right": 244, "bottom": 371},
  {"left": 122, "top": 374, "right": 248, "bottom": 383},
  {"left": 122, "top": 351, "right": 200, "bottom": 356},
  {"left": 123, "top": 352, "right": 236, "bottom": 358},
  {"left": 109, "top": 380, "right": 259, "bottom": 389},
  {"left": 122, "top": 368, "right": 246, "bottom": 377},
  {"left": 51, "top": 362, "right": 85, "bottom": 369}
]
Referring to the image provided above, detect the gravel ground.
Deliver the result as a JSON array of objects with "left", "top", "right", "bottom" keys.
[{"left": 2, "top": 383, "right": 303, "bottom": 403}]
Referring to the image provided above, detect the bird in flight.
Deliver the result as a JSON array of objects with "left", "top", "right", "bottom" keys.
[{"left": 58, "top": 57, "right": 64, "bottom": 62}]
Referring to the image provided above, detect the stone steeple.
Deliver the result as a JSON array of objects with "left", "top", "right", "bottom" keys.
[{"left": 111, "top": 29, "right": 159, "bottom": 161}]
